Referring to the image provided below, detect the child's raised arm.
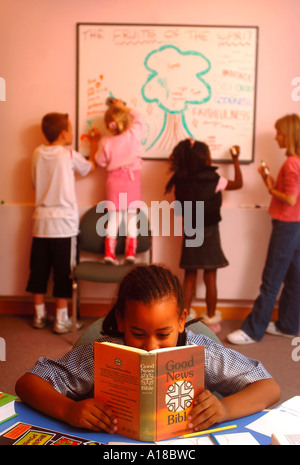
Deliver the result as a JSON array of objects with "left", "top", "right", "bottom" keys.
[
  {"left": 88, "top": 128, "right": 101, "bottom": 162},
  {"left": 225, "top": 145, "right": 243, "bottom": 190},
  {"left": 15, "top": 373, "right": 118, "bottom": 433}
]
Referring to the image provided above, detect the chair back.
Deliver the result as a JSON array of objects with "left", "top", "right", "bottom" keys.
[{"left": 78, "top": 206, "right": 151, "bottom": 256}]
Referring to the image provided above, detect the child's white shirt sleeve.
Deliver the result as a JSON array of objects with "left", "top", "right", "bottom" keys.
[{"left": 71, "top": 149, "right": 93, "bottom": 176}]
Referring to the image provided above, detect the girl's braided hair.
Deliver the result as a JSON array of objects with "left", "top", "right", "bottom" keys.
[
  {"left": 165, "top": 138, "right": 212, "bottom": 194},
  {"left": 102, "top": 264, "right": 186, "bottom": 337}
]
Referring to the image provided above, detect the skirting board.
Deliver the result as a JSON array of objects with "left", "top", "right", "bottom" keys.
[{"left": 0, "top": 300, "right": 278, "bottom": 321}]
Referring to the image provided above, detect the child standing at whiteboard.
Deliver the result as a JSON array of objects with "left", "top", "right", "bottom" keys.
[
  {"left": 27, "top": 112, "right": 94, "bottom": 333},
  {"left": 228, "top": 114, "right": 300, "bottom": 344},
  {"left": 90, "top": 99, "right": 144, "bottom": 264},
  {"left": 165, "top": 139, "right": 243, "bottom": 333}
]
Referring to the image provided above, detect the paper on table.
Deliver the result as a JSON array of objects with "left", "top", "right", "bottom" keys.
[
  {"left": 157, "top": 436, "right": 212, "bottom": 445},
  {"left": 246, "top": 397, "right": 300, "bottom": 437},
  {"left": 216, "top": 433, "right": 259, "bottom": 445},
  {"left": 279, "top": 396, "right": 300, "bottom": 416}
]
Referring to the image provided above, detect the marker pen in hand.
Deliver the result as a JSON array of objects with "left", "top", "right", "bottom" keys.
[
  {"left": 260, "top": 160, "right": 270, "bottom": 176},
  {"left": 230, "top": 146, "right": 240, "bottom": 157}
]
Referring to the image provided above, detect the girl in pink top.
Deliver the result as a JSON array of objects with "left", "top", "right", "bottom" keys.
[
  {"left": 228, "top": 114, "right": 300, "bottom": 345},
  {"left": 91, "top": 99, "right": 144, "bottom": 264}
]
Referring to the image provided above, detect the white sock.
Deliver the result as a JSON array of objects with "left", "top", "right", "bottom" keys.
[
  {"left": 56, "top": 307, "right": 68, "bottom": 323},
  {"left": 35, "top": 303, "right": 46, "bottom": 318}
]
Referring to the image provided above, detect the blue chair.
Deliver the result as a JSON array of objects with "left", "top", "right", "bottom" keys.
[{"left": 71, "top": 206, "right": 152, "bottom": 337}]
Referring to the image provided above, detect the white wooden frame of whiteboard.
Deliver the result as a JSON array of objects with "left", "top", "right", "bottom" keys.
[{"left": 76, "top": 23, "right": 259, "bottom": 163}]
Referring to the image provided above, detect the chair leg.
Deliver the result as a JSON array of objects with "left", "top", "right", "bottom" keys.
[
  {"left": 72, "top": 279, "right": 78, "bottom": 345},
  {"left": 76, "top": 281, "right": 81, "bottom": 320}
]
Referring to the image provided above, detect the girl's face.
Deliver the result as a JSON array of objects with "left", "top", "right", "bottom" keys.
[
  {"left": 275, "top": 128, "right": 286, "bottom": 149},
  {"left": 116, "top": 297, "right": 188, "bottom": 351}
]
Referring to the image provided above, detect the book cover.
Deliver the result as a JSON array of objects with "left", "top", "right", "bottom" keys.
[
  {"left": 94, "top": 342, "right": 204, "bottom": 442},
  {"left": 0, "top": 422, "right": 102, "bottom": 445},
  {"left": 271, "top": 432, "right": 300, "bottom": 445},
  {"left": 0, "top": 392, "right": 18, "bottom": 424}
]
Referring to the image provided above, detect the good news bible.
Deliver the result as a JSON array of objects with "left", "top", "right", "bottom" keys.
[{"left": 94, "top": 341, "right": 205, "bottom": 442}]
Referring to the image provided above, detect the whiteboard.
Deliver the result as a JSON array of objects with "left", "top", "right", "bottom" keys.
[{"left": 76, "top": 23, "right": 258, "bottom": 162}]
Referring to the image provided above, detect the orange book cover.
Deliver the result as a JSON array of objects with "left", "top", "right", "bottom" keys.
[
  {"left": 155, "top": 345, "right": 204, "bottom": 441},
  {"left": 94, "top": 342, "right": 204, "bottom": 442}
]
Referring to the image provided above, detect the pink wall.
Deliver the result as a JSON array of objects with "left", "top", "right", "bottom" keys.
[
  {"left": 0, "top": 0, "right": 299, "bottom": 300},
  {"left": 1, "top": 0, "right": 299, "bottom": 207}
]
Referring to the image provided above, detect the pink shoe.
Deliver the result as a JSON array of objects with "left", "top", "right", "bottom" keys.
[
  {"left": 125, "top": 237, "right": 137, "bottom": 263},
  {"left": 104, "top": 237, "right": 118, "bottom": 265}
]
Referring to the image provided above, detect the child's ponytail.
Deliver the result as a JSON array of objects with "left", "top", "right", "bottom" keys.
[{"left": 105, "top": 106, "right": 131, "bottom": 135}]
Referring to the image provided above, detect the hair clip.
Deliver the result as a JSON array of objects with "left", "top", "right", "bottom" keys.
[{"left": 109, "top": 121, "right": 118, "bottom": 130}]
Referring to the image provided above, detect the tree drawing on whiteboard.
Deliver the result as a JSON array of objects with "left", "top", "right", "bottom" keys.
[{"left": 141, "top": 44, "right": 211, "bottom": 153}]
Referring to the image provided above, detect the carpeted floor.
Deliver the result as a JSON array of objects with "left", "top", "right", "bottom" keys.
[{"left": 0, "top": 314, "right": 299, "bottom": 407}]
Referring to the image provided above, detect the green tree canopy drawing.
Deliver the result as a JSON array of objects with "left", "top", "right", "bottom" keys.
[{"left": 141, "top": 44, "right": 211, "bottom": 153}]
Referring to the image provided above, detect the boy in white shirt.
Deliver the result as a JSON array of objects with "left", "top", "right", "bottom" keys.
[{"left": 26, "top": 113, "right": 94, "bottom": 333}]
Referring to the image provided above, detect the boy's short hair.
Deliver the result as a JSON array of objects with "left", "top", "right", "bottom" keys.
[{"left": 42, "top": 113, "right": 69, "bottom": 143}]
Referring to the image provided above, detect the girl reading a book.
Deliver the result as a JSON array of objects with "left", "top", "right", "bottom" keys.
[{"left": 16, "top": 264, "right": 281, "bottom": 435}]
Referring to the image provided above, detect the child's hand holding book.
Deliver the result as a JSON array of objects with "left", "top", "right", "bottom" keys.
[
  {"left": 187, "top": 389, "right": 226, "bottom": 432},
  {"left": 64, "top": 398, "right": 118, "bottom": 434}
]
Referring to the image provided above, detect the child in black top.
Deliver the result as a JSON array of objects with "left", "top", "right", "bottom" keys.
[{"left": 165, "top": 139, "right": 243, "bottom": 333}]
